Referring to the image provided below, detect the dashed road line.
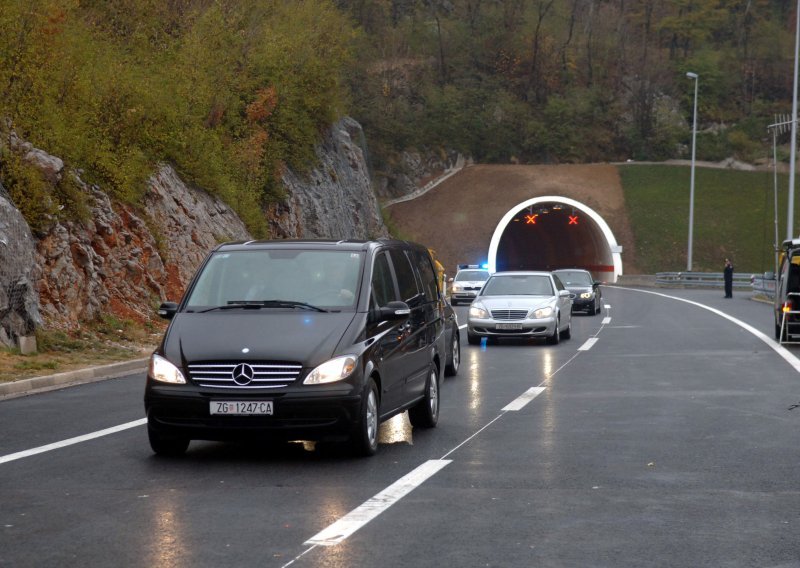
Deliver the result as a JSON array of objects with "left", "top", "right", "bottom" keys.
[
  {"left": 304, "top": 459, "right": 452, "bottom": 547},
  {"left": 502, "top": 387, "right": 546, "bottom": 411}
]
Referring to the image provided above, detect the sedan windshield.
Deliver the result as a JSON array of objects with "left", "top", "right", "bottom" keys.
[
  {"left": 554, "top": 271, "right": 593, "bottom": 286},
  {"left": 185, "top": 249, "right": 364, "bottom": 309},
  {"left": 482, "top": 274, "right": 553, "bottom": 296},
  {"left": 455, "top": 270, "right": 490, "bottom": 282}
]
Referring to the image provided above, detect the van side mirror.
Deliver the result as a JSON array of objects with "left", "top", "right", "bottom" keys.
[
  {"left": 369, "top": 301, "right": 410, "bottom": 323},
  {"left": 158, "top": 301, "right": 179, "bottom": 320}
]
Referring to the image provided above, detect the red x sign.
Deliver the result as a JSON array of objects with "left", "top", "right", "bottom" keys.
[
  {"left": 525, "top": 214, "right": 539, "bottom": 224},
  {"left": 568, "top": 215, "right": 579, "bottom": 225}
]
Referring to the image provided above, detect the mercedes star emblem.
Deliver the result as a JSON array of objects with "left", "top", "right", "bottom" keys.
[{"left": 231, "top": 363, "right": 255, "bottom": 386}]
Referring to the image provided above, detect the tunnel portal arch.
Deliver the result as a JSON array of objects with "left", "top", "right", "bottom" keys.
[{"left": 487, "top": 196, "right": 622, "bottom": 282}]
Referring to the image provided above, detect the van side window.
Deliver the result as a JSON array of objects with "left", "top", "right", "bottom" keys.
[
  {"left": 413, "top": 250, "right": 439, "bottom": 301},
  {"left": 371, "top": 252, "right": 397, "bottom": 307},
  {"left": 389, "top": 249, "right": 420, "bottom": 302}
]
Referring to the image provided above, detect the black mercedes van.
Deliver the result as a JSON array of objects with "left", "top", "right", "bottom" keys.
[{"left": 144, "top": 239, "right": 446, "bottom": 456}]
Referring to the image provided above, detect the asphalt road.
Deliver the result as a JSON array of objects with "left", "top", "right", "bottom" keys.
[{"left": 2, "top": 287, "right": 800, "bottom": 568}]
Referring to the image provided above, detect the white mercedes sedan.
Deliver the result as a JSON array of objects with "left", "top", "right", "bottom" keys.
[{"left": 466, "top": 271, "right": 572, "bottom": 345}]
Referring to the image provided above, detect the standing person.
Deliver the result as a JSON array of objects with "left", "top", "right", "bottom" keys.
[{"left": 723, "top": 258, "right": 734, "bottom": 298}]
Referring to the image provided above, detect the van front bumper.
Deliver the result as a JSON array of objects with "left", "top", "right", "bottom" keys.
[{"left": 145, "top": 382, "right": 364, "bottom": 443}]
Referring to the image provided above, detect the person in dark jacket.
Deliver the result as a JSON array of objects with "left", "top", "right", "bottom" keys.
[{"left": 723, "top": 258, "right": 734, "bottom": 298}]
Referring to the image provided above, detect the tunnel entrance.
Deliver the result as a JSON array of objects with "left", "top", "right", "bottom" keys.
[{"left": 487, "top": 196, "right": 622, "bottom": 282}]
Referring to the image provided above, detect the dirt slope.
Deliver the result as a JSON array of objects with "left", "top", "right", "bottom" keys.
[{"left": 384, "top": 163, "right": 640, "bottom": 275}]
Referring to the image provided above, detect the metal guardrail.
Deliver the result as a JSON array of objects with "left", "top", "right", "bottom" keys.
[
  {"left": 655, "top": 271, "right": 754, "bottom": 288},
  {"left": 751, "top": 274, "right": 776, "bottom": 299},
  {"left": 655, "top": 271, "right": 778, "bottom": 300}
]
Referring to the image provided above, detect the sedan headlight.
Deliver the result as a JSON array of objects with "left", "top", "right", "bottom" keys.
[
  {"left": 469, "top": 302, "right": 490, "bottom": 319},
  {"left": 149, "top": 353, "right": 186, "bottom": 384},
  {"left": 452, "top": 284, "right": 463, "bottom": 292},
  {"left": 304, "top": 355, "right": 357, "bottom": 385},
  {"left": 532, "top": 306, "right": 553, "bottom": 319},
  {"left": 580, "top": 292, "right": 593, "bottom": 299}
]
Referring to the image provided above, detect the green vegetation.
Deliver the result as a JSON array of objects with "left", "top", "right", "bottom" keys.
[
  {"left": 340, "top": 1, "right": 795, "bottom": 171},
  {"left": 0, "top": 0, "right": 353, "bottom": 236},
  {"left": 619, "top": 164, "right": 796, "bottom": 274}
]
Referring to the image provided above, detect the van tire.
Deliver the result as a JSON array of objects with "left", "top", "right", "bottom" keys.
[
  {"left": 409, "top": 364, "right": 439, "bottom": 428},
  {"left": 445, "top": 328, "right": 460, "bottom": 376},
  {"left": 351, "top": 378, "right": 379, "bottom": 456},
  {"left": 148, "top": 424, "right": 189, "bottom": 456}
]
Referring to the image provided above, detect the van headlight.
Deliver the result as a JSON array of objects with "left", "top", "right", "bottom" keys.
[
  {"left": 532, "top": 306, "right": 553, "bottom": 319},
  {"left": 149, "top": 353, "right": 186, "bottom": 384},
  {"left": 304, "top": 355, "right": 358, "bottom": 385}
]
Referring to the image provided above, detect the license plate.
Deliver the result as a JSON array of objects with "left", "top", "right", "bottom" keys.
[
  {"left": 496, "top": 323, "right": 523, "bottom": 330},
  {"left": 210, "top": 400, "right": 273, "bottom": 415}
]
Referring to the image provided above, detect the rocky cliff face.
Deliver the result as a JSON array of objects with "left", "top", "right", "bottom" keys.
[
  {"left": 0, "top": 117, "right": 387, "bottom": 347},
  {"left": 268, "top": 117, "right": 387, "bottom": 239},
  {"left": 0, "top": 182, "right": 41, "bottom": 346}
]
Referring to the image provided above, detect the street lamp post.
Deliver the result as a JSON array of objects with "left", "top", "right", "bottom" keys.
[{"left": 686, "top": 71, "right": 699, "bottom": 271}]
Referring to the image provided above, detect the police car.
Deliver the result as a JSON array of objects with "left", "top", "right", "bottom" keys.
[{"left": 449, "top": 264, "right": 491, "bottom": 306}]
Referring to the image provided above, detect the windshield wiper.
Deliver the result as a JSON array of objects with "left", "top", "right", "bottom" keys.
[
  {"left": 195, "top": 300, "right": 329, "bottom": 313},
  {"left": 259, "top": 300, "right": 329, "bottom": 312}
]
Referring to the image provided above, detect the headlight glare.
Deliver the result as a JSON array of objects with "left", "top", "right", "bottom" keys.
[
  {"left": 533, "top": 306, "right": 554, "bottom": 319},
  {"left": 304, "top": 355, "right": 358, "bottom": 385},
  {"left": 580, "top": 292, "right": 593, "bottom": 299},
  {"left": 469, "top": 303, "right": 489, "bottom": 319},
  {"left": 149, "top": 354, "right": 186, "bottom": 384}
]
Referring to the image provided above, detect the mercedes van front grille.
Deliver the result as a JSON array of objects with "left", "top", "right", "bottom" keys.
[{"left": 188, "top": 361, "right": 303, "bottom": 389}]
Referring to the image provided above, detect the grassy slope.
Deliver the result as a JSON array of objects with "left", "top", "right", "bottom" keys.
[{"left": 618, "top": 164, "right": 799, "bottom": 275}]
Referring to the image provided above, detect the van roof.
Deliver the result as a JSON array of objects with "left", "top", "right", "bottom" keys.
[{"left": 213, "top": 238, "right": 420, "bottom": 253}]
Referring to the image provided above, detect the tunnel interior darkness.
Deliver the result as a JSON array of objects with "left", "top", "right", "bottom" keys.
[{"left": 490, "top": 199, "right": 619, "bottom": 282}]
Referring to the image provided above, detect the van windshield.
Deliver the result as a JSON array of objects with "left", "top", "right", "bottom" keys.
[{"left": 185, "top": 249, "right": 364, "bottom": 310}]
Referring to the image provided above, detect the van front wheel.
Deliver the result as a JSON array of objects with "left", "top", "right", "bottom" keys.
[
  {"left": 351, "top": 378, "right": 379, "bottom": 456},
  {"left": 148, "top": 423, "right": 189, "bottom": 456}
]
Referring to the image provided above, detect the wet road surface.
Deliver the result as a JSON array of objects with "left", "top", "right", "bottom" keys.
[{"left": 2, "top": 287, "right": 799, "bottom": 567}]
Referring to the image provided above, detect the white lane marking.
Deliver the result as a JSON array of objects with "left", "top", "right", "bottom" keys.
[
  {"left": 459, "top": 323, "right": 467, "bottom": 329},
  {"left": 502, "top": 387, "right": 546, "bottom": 411},
  {"left": 0, "top": 418, "right": 147, "bottom": 465},
  {"left": 304, "top": 459, "right": 451, "bottom": 546},
  {"left": 604, "top": 304, "right": 611, "bottom": 309},
  {"left": 601, "top": 317, "right": 611, "bottom": 324},
  {"left": 578, "top": 338, "right": 599, "bottom": 351},
  {"left": 617, "top": 288, "right": 800, "bottom": 374}
]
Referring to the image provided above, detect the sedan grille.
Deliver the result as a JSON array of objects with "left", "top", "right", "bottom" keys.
[
  {"left": 188, "top": 361, "right": 303, "bottom": 389},
  {"left": 490, "top": 309, "right": 528, "bottom": 321}
]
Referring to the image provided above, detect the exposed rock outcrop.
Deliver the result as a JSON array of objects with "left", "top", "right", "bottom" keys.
[
  {"left": 0, "top": 182, "right": 41, "bottom": 347},
  {"left": 373, "top": 148, "right": 463, "bottom": 201},
  {"left": 269, "top": 117, "right": 388, "bottom": 239},
  {"left": 35, "top": 168, "right": 251, "bottom": 330},
  {"left": 0, "top": 116, "right": 388, "bottom": 344}
]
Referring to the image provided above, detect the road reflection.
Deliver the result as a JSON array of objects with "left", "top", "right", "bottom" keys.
[
  {"left": 378, "top": 412, "right": 413, "bottom": 445},
  {"left": 147, "top": 491, "right": 187, "bottom": 568},
  {"left": 467, "top": 349, "right": 482, "bottom": 413}
]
